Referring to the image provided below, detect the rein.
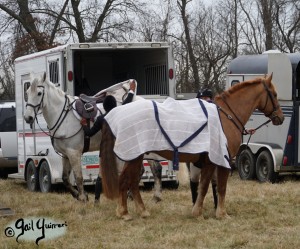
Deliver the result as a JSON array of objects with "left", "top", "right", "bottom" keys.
[{"left": 217, "top": 95, "right": 248, "bottom": 135}]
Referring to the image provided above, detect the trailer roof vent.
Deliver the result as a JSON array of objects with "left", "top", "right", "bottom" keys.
[
  {"left": 79, "top": 44, "right": 90, "bottom": 49},
  {"left": 151, "top": 43, "right": 161, "bottom": 48}
]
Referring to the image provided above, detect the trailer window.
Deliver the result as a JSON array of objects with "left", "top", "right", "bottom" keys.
[
  {"left": 49, "top": 59, "right": 59, "bottom": 83},
  {"left": 145, "top": 64, "right": 168, "bottom": 95},
  {"left": 231, "top": 80, "right": 240, "bottom": 87},
  {"left": 24, "top": 82, "right": 31, "bottom": 102},
  {"left": 0, "top": 107, "right": 16, "bottom": 132}
]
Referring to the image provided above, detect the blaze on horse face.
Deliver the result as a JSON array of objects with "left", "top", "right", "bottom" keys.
[{"left": 24, "top": 74, "right": 46, "bottom": 124}]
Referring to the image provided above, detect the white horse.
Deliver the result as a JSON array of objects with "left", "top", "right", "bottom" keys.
[{"left": 24, "top": 72, "right": 163, "bottom": 202}]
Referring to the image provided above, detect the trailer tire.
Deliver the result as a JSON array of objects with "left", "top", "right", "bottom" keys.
[
  {"left": 236, "top": 149, "right": 256, "bottom": 180},
  {"left": 39, "top": 161, "right": 52, "bottom": 193},
  {"left": 256, "top": 150, "right": 278, "bottom": 183},
  {"left": 26, "top": 161, "right": 39, "bottom": 191},
  {"left": 163, "top": 180, "right": 179, "bottom": 189},
  {"left": 143, "top": 182, "right": 154, "bottom": 189}
]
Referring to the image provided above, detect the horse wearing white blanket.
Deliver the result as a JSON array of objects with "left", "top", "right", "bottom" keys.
[{"left": 100, "top": 75, "right": 284, "bottom": 220}]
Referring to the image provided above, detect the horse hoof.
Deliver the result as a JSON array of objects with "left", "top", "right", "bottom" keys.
[
  {"left": 141, "top": 211, "right": 150, "bottom": 218},
  {"left": 152, "top": 196, "right": 162, "bottom": 203},
  {"left": 216, "top": 213, "right": 230, "bottom": 219},
  {"left": 94, "top": 199, "right": 100, "bottom": 207},
  {"left": 77, "top": 194, "right": 88, "bottom": 202},
  {"left": 192, "top": 206, "right": 202, "bottom": 217},
  {"left": 122, "top": 214, "right": 133, "bottom": 221}
]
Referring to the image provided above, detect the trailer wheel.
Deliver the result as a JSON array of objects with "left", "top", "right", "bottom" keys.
[
  {"left": 163, "top": 180, "right": 179, "bottom": 189},
  {"left": 236, "top": 149, "right": 255, "bottom": 180},
  {"left": 256, "top": 150, "right": 278, "bottom": 183},
  {"left": 26, "top": 161, "right": 39, "bottom": 191},
  {"left": 142, "top": 181, "right": 154, "bottom": 190},
  {"left": 39, "top": 161, "right": 52, "bottom": 193}
]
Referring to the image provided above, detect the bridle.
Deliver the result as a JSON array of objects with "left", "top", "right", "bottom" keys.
[
  {"left": 217, "top": 79, "right": 280, "bottom": 136},
  {"left": 26, "top": 85, "right": 80, "bottom": 140},
  {"left": 26, "top": 85, "right": 45, "bottom": 117},
  {"left": 260, "top": 80, "right": 281, "bottom": 123}
]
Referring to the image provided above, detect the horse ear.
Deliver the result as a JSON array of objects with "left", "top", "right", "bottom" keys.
[
  {"left": 42, "top": 72, "right": 46, "bottom": 83},
  {"left": 267, "top": 73, "right": 273, "bottom": 82}
]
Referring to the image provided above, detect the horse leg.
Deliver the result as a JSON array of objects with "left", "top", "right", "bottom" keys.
[
  {"left": 117, "top": 156, "right": 149, "bottom": 220},
  {"left": 131, "top": 157, "right": 150, "bottom": 218},
  {"left": 192, "top": 161, "right": 216, "bottom": 217},
  {"left": 68, "top": 154, "right": 88, "bottom": 202},
  {"left": 215, "top": 166, "right": 230, "bottom": 219},
  {"left": 116, "top": 160, "right": 137, "bottom": 220},
  {"left": 189, "top": 163, "right": 202, "bottom": 205},
  {"left": 211, "top": 169, "right": 218, "bottom": 209},
  {"left": 148, "top": 160, "right": 162, "bottom": 202},
  {"left": 127, "top": 161, "right": 144, "bottom": 201},
  {"left": 94, "top": 175, "right": 102, "bottom": 205},
  {"left": 116, "top": 182, "right": 132, "bottom": 221},
  {"left": 62, "top": 157, "right": 79, "bottom": 199}
]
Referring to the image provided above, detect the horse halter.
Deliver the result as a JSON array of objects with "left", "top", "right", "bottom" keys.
[
  {"left": 260, "top": 80, "right": 281, "bottom": 123},
  {"left": 218, "top": 79, "right": 281, "bottom": 136},
  {"left": 26, "top": 85, "right": 45, "bottom": 117}
]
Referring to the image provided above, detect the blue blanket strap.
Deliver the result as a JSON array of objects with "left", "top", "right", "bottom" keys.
[{"left": 152, "top": 99, "right": 208, "bottom": 170}]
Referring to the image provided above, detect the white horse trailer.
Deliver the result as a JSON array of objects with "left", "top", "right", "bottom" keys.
[
  {"left": 10, "top": 42, "right": 178, "bottom": 191},
  {"left": 227, "top": 51, "right": 300, "bottom": 182}
]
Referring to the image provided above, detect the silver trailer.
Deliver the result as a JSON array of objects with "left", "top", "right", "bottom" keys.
[
  {"left": 10, "top": 42, "right": 178, "bottom": 191},
  {"left": 227, "top": 51, "right": 300, "bottom": 182}
]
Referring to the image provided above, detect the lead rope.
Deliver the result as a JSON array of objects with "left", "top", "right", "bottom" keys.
[{"left": 246, "top": 119, "right": 272, "bottom": 145}]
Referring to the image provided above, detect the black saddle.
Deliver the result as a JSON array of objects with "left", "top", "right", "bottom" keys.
[{"left": 79, "top": 93, "right": 106, "bottom": 104}]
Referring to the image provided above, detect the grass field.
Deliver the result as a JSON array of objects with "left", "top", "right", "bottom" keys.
[{"left": 0, "top": 169, "right": 300, "bottom": 249}]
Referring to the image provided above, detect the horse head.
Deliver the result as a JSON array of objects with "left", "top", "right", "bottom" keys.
[
  {"left": 257, "top": 74, "right": 284, "bottom": 126},
  {"left": 24, "top": 72, "right": 47, "bottom": 124}
]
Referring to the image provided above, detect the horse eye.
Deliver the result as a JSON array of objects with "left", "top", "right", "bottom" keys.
[{"left": 38, "top": 92, "right": 42, "bottom": 96}]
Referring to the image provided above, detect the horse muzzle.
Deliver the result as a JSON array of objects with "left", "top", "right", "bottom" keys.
[
  {"left": 271, "top": 113, "right": 284, "bottom": 125},
  {"left": 24, "top": 115, "right": 35, "bottom": 124}
]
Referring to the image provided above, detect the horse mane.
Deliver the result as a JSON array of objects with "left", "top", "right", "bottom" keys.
[
  {"left": 44, "top": 78, "right": 66, "bottom": 98},
  {"left": 215, "top": 77, "right": 263, "bottom": 100},
  {"left": 30, "top": 74, "right": 66, "bottom": 98}
]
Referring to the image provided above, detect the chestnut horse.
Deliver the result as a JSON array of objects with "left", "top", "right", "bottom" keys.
[{"left": 100, "top": 75, "right": 284, "bottom": 220}]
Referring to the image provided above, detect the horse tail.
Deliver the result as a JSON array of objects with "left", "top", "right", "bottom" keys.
[{"left": 100, "top": 121, "right": 119, "bottom": 199}]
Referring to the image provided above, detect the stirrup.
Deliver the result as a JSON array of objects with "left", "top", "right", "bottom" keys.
[{"left": 84, "top": 102, "right": 94, "bottom": 112}]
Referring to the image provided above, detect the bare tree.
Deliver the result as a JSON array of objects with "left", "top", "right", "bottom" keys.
[
  {"left": 177, "top": 0, "right": 200, "bottom": 89},
  {"left": 0, "top": 0, "right": 67, "bottom": 58},
  {"left": 238, "top": 0, "right": 265, "bottom": 54},
  {"left": 274, "top": 0, "right": 300, "bottom": 52},
  {"left": 256, "top": 0, "right": 275, "bottom": 50},
  {"left": 0, "top": 43, "right": 14, "bottom": 101},
  {"left": 193, "top": 5, "right": 231, "bottom": 93}
]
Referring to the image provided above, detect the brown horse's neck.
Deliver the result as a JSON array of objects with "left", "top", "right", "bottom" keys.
[
  {"left": 215, "top": 81, "right": 265, "bottom": 156},
  {"left": 216, "top": 82, "right": 264, "bottom": 128}
]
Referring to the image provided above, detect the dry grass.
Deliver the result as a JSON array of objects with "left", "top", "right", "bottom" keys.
[{"left": 1, "top": 170, "right": 300, "bottom": 249}]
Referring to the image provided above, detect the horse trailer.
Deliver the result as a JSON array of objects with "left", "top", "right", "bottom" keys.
[
  {"left": 10, "top": 42, "right": 178, "bottom": 192},
  {"left": 227, "top": 51, "right": 300, "bottom": 182}
]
